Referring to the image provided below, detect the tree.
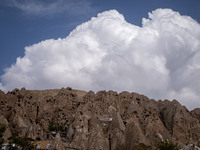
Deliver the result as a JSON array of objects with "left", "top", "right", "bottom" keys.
[
  {"left": 8, "top": 136, "right": 35, "bottom": 150},
  {"left": 0, "top": 123, "right": 6, "bottom": 149},
  {"left": 156, "top": 141, "right": 179, "bottom": 150},
  {"left": 49, "top": 121, "right": 65, "bottom": 132}
]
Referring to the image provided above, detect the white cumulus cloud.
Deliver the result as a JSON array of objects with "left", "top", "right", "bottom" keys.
[
  {"left": 1, "top": 8, "right": 200, "bottom": 110},
  {"left": 0, "top": 83, "right": 5, "bottom": 91}
]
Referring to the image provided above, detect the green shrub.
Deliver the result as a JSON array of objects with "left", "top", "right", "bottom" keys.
[
  {"left": 8, "top": 136, "right": 35, "bottom": 150},
  {"left": 0, "top": 124, "right": 6, "bottom": 148},
  {"left": 156, "top": 141, "right": 179, "bottom": 150},
  {"left": 0, "top": 124, "right": 6, "bottom": 138},
  {"left": 49, "top": 121, "right": 65, "bottom": 132}
]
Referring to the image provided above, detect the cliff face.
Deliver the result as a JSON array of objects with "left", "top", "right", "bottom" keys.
[{"left": 0, "top": 88, "right": 200, "bottom": 149}]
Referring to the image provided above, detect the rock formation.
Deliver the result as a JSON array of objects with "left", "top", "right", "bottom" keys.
[
  {"left": 0, "top": 87, "right": 200, "bottom": 149},
  {"left": 50, "top": 133, "right": 66, "bottom": 150}
]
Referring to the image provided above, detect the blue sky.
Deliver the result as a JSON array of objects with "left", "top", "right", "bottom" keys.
[
  {"left": 0, "top": 0, "right": 200, "bottom": 75},
  {"left": 0, "top": 0, "right": 200, "bottom": 109}
]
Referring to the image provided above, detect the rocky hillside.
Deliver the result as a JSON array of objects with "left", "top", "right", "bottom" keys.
[{"left": 0, "top": 87, "right": 200, "bottom": 150}]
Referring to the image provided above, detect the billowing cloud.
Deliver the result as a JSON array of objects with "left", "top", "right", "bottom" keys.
[
  {"left": 1, "top": 9, "right": 200, "bottom": 110},
  {"left": 3, "top": 0, "right": 94, "bottom": 16},
  {"left": 0, "top": 83, "right": 5, "bottom": 91}
]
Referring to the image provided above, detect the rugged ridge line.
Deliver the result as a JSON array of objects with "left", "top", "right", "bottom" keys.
[{"left": 0, "top": 87, "right": 200, "bottom": 149}]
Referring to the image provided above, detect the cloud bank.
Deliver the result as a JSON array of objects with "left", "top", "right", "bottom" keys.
[
  {"left": 3, "top": 0, "right": 94, "bottom": 16},
  {"left": 1, "top": 9, "right": 200, "bottom": 110}
]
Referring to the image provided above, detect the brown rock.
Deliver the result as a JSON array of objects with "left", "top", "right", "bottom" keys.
[
  {"left": 0, "top": 115, "right": 12, "bottom": 142},
  {"left": 50, "top": 133, "right": 66, "bottom": 150},
  {"left": 0, "top": 88, "right": 200, "bottom": 149}
]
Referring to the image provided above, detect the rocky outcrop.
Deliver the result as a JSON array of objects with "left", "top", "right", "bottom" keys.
[
  {"left": 0, "top": 87, "right": 200, "bottom": 149},
  {"left": 50, "top": 133, "right": 66, "bottom": 150},
  {"left": 190, "top": 108, "right": 200, "bottom": 122},
  {"left": 0, "top": 115, "right": 12, "bottom": 142}
]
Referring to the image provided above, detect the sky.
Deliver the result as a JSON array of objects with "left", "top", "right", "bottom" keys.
[{"left": 0, "top": 0, "right": 200, "bottom": 110}]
